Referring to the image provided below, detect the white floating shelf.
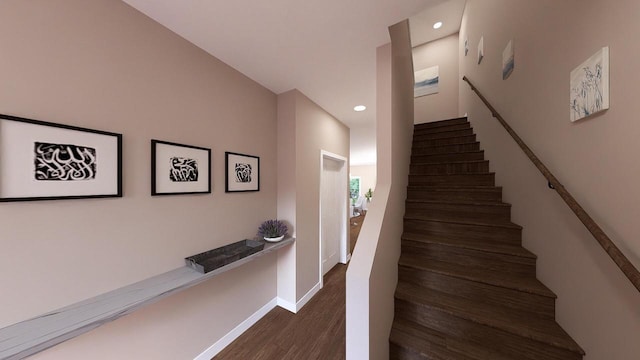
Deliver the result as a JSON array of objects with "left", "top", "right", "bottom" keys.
[{"left": 0, "top": 237, "right": 294, "bottom": 360}]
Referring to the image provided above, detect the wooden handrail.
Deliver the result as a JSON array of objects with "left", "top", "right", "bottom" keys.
[{"left": 462, "top": 75, "right": 640, "bottom": 293}]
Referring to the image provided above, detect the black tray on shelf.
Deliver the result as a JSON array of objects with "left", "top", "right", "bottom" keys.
[{"left": 185, "top": 239, "right": 265, "bottom": 274}]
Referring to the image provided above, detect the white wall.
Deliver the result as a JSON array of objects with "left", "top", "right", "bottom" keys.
[
  {"left": 346, "top": 19, "right": 414, "bottom": 360},
  {"left": 459, "top": 1, "right": 640, "bottom": 359},
  {"left": 413, "top": 33, "right": 460, "bottom": 124},
  {"left": 350, "top": 164, "right": 377, "bottom": 197},
  {"left": 0, "top": 0, "right": 278, "bottom": 358}
]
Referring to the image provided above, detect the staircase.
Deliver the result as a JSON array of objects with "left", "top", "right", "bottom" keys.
[{"left": 389, "top": 118, "right": 585, "bottom": 360}]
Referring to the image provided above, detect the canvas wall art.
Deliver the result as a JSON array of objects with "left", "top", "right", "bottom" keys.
[
  {"left": 414, "top": 65, "right": 439, "bottom": 97},
  {"left": 225, "top": 152, "right": 260, "bottom": 192},
  {"left": 570, "top": 47, "right": 610, "bottom": 121},
  {"left": 0, "top": 114, "right": 122, "bottom": 202},
  {"left": 151, "top": 139, "right": 211, "bottom": 195},
  {"left": 477, "top": 36, "right": 484, "bottom": 64},
  {"left": 502, "top": 40, "right": 514, "bottom": 80},
  {"left": 464, "top": 37, "right": 469, "bottom": 56}
]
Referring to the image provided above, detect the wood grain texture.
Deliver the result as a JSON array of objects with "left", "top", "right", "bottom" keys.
[
  {"left": 391, "top": 119, "right": 584, "bottom": 359},
  {"left": 463, "top": 76, "right": 640, "bottom": 293},
  {"left": 213, "top": 264, "right": 346, "bottom": 360}
]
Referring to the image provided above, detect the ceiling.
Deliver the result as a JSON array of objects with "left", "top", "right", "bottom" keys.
[{"left": 122, "top": 0, "right": 466, "bottom": 165}]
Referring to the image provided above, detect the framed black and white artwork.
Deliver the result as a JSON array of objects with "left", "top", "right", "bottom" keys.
[
  {"left": 225, "top": 152, "right": 259, "bottom": 192},
  {"left": 0, "top": 113, "right": 122, "bottom": 202},
  {"left": 151, "top": 140, "right": 211, "bottom": 196}
]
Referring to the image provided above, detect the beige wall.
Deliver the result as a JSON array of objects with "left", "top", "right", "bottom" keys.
[
  {"left": 460, "top": 1, "right": 640, "bottom": 359},
  {"left": 350, "top": 164, "right": 377, "bottom": 197},
  {"left": 277, "top": 89, "right": 350, "bottom": 303},
  {"left": 0, "top": 0, "right": 278, "bottom": 358},
  {"left": 346, "top": 19, "right": 414, "bottom": 360},
  {"left": 413, "top": 33, "right": 460, "bottom": 124}
]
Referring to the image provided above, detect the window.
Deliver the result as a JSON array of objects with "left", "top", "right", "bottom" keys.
[{"left": 349, "top": 176, "right": 361, "bottom": 200}]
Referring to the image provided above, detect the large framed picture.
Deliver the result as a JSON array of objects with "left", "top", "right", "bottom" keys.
[
  {"left": 0, "top": 113, "right": 122, "bottom": 202},
  {"left": 225, "top": 152, "right": 259, "bottom": 192},
  {"left": 151, "top": 140, "right": 211, "bottom": 196}
]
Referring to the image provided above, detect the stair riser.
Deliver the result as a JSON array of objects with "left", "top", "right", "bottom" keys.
[
  {"left": 403, "top": 219, "right": 522, "bottom": 246},
  {"left": 395, "top": 300, "right": 582, "bottom": 360},
  {"left": 409, "top": 174, "right": 495, "bottom": 187},
  {"left": 410, "top": 160, "right": 489, "bottom": 175},
  {"left": 414, "top": 128, "right": 474, "bottom": 140},
  {"left": 415, "top": 118, "right": 468, "bottom": 131},
  {"left": 412, "top": 142, "right": 480, "bottom": 156},
  {"left": 401, "top": 241, "right": 536, "bottom": 276},
  {"left": 413, "top": 123, "right": 471, "bottom": 136},
  {"left": 411, "top": 152, "right": 485, "bottom": 164},
  {"left": 407, "top": 188, "right": 502, "bottom": 202},
  {"left": 405, "top": 202, "right": 510, "bottom": 223},
  {"left": 414, "top": 134, "right": 477, "bottom": 147},
  {"left": 398, "top": 267, "right": 555, "bottom": 318}
]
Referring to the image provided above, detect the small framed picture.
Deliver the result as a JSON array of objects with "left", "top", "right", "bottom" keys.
[
  {"left": 151, "top": 139, "right": 211, "bottom": 196},
  {"left": 225, "top": 152, "right": 260, "bottom": 192},
  {"left": 0, "top": 113, "right": 122, "bottom": 202}
]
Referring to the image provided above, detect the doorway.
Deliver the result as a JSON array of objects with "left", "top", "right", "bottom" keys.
[{"left": 320, "top": 151, "right": 348, "bottom": 278}]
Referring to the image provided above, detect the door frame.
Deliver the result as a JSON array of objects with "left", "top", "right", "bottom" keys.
[{"left": 319, "top": 150, "right": 349, "bottom": 286}]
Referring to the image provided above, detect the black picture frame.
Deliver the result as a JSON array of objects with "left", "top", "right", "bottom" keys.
[
  {"left": 225, "top": 151, "right": 260, "bottom": 192},
  {"left": 151, "top": 139, "right": 211, "bottom": 196},
  {"left": 0, "top": 113, "right": 123, "bottom": 202}
]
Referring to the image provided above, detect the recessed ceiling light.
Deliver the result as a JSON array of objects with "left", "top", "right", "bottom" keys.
[
  {"left": 433, "top": 21, "right": 443, "bottom": 29},
  {"left": 354, "top": 105, "right": 366, "bottom": 112}
]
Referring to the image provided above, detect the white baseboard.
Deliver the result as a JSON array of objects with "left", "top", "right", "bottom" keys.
[
  {"left": 195, "top": 283, "right": 324, "bottom": 359},
  {"left": 295, "top": 281, "right": 322, "bottom": 311},
  {"left": 276, "top": 297, "right": 297, "bottom": 313},
  {"left": 276, "top": 281, "right": 322, "bottom": 314},
  {"left": 193, "top": 298, "right": 277, "bottom": 360}
]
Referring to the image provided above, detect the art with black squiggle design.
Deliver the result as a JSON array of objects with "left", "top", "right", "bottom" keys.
[
  {"left": 34, "top": 142, "right": 97, "bottom": 181},
  {"left": 170, "top": 157, "right": 199, "bottom": 182},
  {"left": 234, "top": 163, "right": 252, "bottom": 183}
]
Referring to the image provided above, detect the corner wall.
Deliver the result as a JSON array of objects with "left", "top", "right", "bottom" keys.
[
  {"left": 459, "top": 1, "right": 640, "bottom": 359},
  {"left": 0, "top": 1, "right": 278, "bottom": 358},
  {"left": 277, "top": 89, "right": 350, "bottom": 308},
  {"left": 413, "top": 33, "right": 460, "bottom": 124}
]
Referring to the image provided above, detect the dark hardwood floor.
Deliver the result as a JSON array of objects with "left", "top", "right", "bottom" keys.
[
  {"left": 214, "top": 213, "right": 367, "bottom": 359},
  {"left": 213, "top": 264, "right": 346, "bottom": 360}
]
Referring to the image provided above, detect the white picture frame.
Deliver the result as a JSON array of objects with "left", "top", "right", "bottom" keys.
[{"left": 570, "top": 47, "right": 610, "bottom": 122}]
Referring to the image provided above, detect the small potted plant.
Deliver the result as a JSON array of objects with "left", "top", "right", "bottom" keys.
[
  {"left": 258, "top": 219, "right": 289, "bottom": 242},
  {"left": 365, "top": 188, "right": 373, "bottom": 202}
]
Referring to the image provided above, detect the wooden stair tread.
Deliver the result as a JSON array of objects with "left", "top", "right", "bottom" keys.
[
  {"left": 411, "top": 159, "right": 487, "bottom": 166},
  {"left": 391, "top": 317, "right": 515, "bottom": 360},
  {"left": 398, "top": 254, "right": 554, "bottom": 297},
  {"left": 402, "top": 232, "right": 536, "bottom": 259},
  {"left": 409, "top": 171, "right": 492, "bottom": 176},
  {"left": 414, "top": 117, "right": 468, "bottom": 130},
  {"left": 412, "top": 134, "right": 477, "bottom": 147},
  {"left": 406, "top": 199, "right": 511, "bottom": 208},
  {"left": 413, "top": 123, "right": 471, "bottom": 135},
  {"left": 390, "top": 320, "right": 477, "bottom": 360},
  {"left": 395, "top": 282, "right": 584, "bottom": 355},
  {"left": 412, "top": 140, "right": 479, "bottom": 148},
  {"left": 408, "top": 185, "right": 500, "bottom": 190},
  {"left": 403, "top": 215, "right": 521, "bottom": 229},
  {"left": 412, "top": 150, "right": 484, "bottom": 157}
]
